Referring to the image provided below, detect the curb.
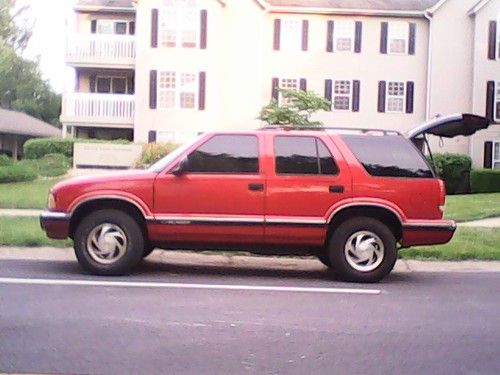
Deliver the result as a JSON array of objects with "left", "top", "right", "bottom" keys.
[{"left": 1, "top": 247, "right": 499, "bottom": 273}]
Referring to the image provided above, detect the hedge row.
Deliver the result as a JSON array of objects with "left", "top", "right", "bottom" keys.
[
  {"left": 470, "top": 169, "right": 500, "bottom": 193},
  {"left": 23, "top": 138, "right": 130, "bottom": 160},
  {"left": 430, "top": 153, "right": 472, "bottom": 194},
  {"left": 0, "top": 154, "right": 71, "bottom": 183}
]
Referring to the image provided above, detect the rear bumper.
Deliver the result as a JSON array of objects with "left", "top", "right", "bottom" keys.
[
  {"left": 40, "top": 211, "right": 71, "bottom": 239},
  {"left": 401, "top": 220, "right": 456, "bottom": 247}
]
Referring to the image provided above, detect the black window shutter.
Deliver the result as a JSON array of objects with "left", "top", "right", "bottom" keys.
[
  {"left": 326, "top": 20, "right": 334, "bottom": 52},
  {"left": 354, "top": 21, "right": 362, "bottom": 53},
  {"left": 486, "top": 81, "right": 495, "bottom": 121},
  {"left": 324, "top": 79, "right": 332, "bottom": 111},
  {"left": 200, "top": 10, "right": 207, "bottom": 49},
  {"left": 91, "top": 20, "right": 97, "bottom": 34},
  {"left": 300, "top": 78, "right": 307, "bottom": 91},
  {"left": 148, "top": 131, "right": 157, "bottom": 144},
  {"left": 127, "top": 73, "right": 135, "bottom": 94},
  {"left": 273, "top": 19, "right": 281, "bottom": 50},
  {"left": 378, "top": 81, "right": 386, "bottom": 112},
  {"left": 408, "top": 23, "right": 416, "bottom": 55},
  {"left": 149, "top": 70, "right": 157, "bottom": 109},
  {"left": 302, "top": 20, "right": 309, "bottom": 51},
  {"left": 484, "top": 141, "right": 493, "bottom": 168},
  {"left": 352, "top": 80, "right": 360, "bottom": 112},
  {"left": 199, "top": 72, "right": 206, "bottom": 110},
  {"left": 89, "top": 75, "right": 96, "bottom": 93},
  {"left": 129, "top": 21, "right": 135, "bottom": 35},
  {"left": 406, "top": 81, "right": 415, "bottom": 114},
  {"left": 272, "top": 78, "right": 279, "bottom": 101},
  {"left": 151, "top": 9, "right": 159, "bottom": 48},
  {"left": 380, "top": 22, "right": 388, "bottom": 54},
  {"left": 488, "top": 21, "right": 497, "bottom": 60}
]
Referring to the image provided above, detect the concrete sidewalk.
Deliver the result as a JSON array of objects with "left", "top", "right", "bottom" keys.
[
  {"left": 1, "top": 246, "right": 499, "bottom": 273},
  {"left": 1, "top": 208, "right": 500, "bottom": 228}
]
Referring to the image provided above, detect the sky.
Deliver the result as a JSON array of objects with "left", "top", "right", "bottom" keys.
[{"left": 18, "top": 0, "right": 77, "bottom": 93}]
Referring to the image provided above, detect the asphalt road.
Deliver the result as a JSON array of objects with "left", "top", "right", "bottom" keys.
[{"left": 0, "top": 256, "right": 499, "bottom": 375}]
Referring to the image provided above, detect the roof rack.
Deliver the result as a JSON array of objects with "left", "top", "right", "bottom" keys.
[{"left": 258, "top": 125, "right": 402, "bottom": 136}]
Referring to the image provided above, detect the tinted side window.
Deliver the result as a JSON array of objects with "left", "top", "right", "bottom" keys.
[
  {"left": 341, "top": 135, "right": 433, "bottom": 178},
  {"left": 275, "top": 136, "right": 338, "bottom": 175},
  {"left": 185, "top": 135, "right": 259, "bottom": 173}
]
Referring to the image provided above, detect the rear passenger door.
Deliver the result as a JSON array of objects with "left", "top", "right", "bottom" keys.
[{"left": 264, "top": 134, "right": 351, "bottom": 246}]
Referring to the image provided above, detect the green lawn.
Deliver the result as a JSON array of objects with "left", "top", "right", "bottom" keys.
[
  {"left": 444, "top": 193, "right": 500, "bottom": 222},
  {"left": 401, "top": 227, "right": 500, "bottom": 261},
  {"left": 0, "top": 217, "right": 71, "bottom": 247},
  {"left": 0, "top": 178, "right": 62, "bottom": 209}
]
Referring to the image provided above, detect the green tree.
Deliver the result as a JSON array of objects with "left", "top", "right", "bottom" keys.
[
  {"left": 259, "top": 88, "right": 331, "bottom": 127},
  {"left": 0, "top": 0, "right": 61, "bottom": 126}
]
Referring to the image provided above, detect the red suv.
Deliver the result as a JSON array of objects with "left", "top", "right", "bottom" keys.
[{"left": 40, "top": 114, "right": 490, "bottom": 282}]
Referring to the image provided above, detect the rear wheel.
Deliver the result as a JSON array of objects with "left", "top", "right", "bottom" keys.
[
  {"left": 317, "top": 252, "right": 333, "bottom": 268},
  {"left": 74, "top": 209, "right": 144, "bottom": 276},
  {"left": 328, "top": 217, "right": 397, "bottom": 283}
]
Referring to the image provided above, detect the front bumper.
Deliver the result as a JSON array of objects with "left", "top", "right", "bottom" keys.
[
  {"left": 40, "top": 211, "right": 71, "bottom": 239},
  {"left": 401, "top": 220, "right": 457, "bottom": 247}
]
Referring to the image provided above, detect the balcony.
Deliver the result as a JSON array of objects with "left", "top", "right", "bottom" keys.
[
  {"left": 66, "top": 34, "right": 135, "bottom": 68},
  {"left": 61, "top": 93, "right": 135, "bottom": 127}
]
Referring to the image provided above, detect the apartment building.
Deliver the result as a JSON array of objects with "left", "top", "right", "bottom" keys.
[{"left": 61, "top": 0, "right": 500, "bottom": 169}]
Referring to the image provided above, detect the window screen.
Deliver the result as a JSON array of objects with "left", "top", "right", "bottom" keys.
[
  {"left": 341, "top": 135, "right": 433, "bottom": 178},
  {"left": 185, "top": 135, "right": 259, "bottom": 173},
  {"left": 274, "top": 136, "right": 338, "bottom": 175}
]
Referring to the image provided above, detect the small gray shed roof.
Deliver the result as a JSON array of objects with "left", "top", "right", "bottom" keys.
[
  {"left": 76, "top": 0, "right": 134, "bottom": 8},
  {"left": 0, "top": 108, "right": 61, "bottom": 138},
  {"left": 264, "top": 0, "right": 441, "bottom": 11}
]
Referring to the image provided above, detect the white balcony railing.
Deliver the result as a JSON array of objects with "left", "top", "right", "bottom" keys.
[
  {"left": 66, "top": 34, "right": 136, "bottom": 66},
  {"left": 62, "top": 93, "right": 135, "bottom": 125}
]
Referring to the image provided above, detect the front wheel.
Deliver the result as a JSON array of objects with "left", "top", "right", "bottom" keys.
[
  {"left": 74, "top": 209, "right": 144, "bottom": 276},
  {"left": 328, "top": 218, "right": 397, "bottom": 283}
]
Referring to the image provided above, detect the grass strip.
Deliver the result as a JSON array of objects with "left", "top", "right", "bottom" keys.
[
  {"left": 0, "top": 217, "right": 71, "bottom": 248},
  {"left": 444, "top": 193, "right": 500, "bottom": 222},
  {"left": 0, "top": 178, "right": 61, "bottom": 209}
]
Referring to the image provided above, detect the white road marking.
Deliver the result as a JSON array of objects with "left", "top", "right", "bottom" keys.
[{"left": 0, "top": 277, "right": 381, "bottom": 295}]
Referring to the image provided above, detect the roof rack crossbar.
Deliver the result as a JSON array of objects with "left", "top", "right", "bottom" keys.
[{"left": 258, "top": 125, "right": 402, "bottom": 136}]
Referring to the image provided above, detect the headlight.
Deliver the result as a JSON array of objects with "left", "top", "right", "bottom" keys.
[{"left": 48, "top": 192, "right": 56, "bottom": 209}]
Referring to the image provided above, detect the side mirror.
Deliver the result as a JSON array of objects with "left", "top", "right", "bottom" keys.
[{"left": 172, "top": 158, "right": 188, "bottom": 176}]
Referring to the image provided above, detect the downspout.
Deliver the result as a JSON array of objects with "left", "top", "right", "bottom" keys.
[{"left": 424, "top": 10, "right": 433, "bottom": 121}]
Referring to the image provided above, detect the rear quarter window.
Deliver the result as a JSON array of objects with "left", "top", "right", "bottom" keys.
[{"left": 341, "top": 135, "right": 434, "bottom": 178}]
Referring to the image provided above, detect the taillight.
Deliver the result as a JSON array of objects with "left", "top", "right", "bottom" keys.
[{"left": 438, "top": 179, "right": 446, "bottom": 206}]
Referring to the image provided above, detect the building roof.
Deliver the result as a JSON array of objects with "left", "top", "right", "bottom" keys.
[
  {"left": 0, "top": 108, "right": 61, "bottom": 138},
  {"left": 75, "top": 0, "right": 135, "bottom": 12},
  {"left": 264, "top": 0, "right": 441, "bottom": 11}
]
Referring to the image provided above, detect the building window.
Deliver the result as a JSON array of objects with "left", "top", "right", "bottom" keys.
[
  {"left": 334, "top": 20, "right": 355, "bottom": 52},
  {"left": 386, "top": 81, "right": 405, "bottom": 113},
  {"left": 160, "top": 0, "right": 198, "bottom": 48},
  {"left": 388, "top": 22, "right": 408, "bottom": 54},
  {"left": 278, "top": 78, "right": 299, "bottom": 104},
  {"left": 96, "top": 77, "right": 128, "bottom": 94},
  {"left": 281, "top": 19, "right": 302, "bottom": 51},
  {"left": 494, "top": 141, "right": 500, "bottom": 169},
  {"left": 96, "top": 20, "right": 129, "bottom": 35},
  {"left": 333, "top": 80, "right": 353, "bottom": 110},
  {"left": 495, "top": 82, "right": 500, "bottom": 122},
  {"left": 158, "top": 71, "right": 198, "bottom": 109}
]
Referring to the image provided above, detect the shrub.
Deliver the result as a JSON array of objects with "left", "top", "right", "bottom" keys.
[
  {"left": 36, "top": 153, "right": 71, "bottom": 177},
  {"left": 430, "top": 153, "right": 472, "bottom": 194},
  {"left": 470, "top": 169, "right": 500, "bottom": 193},
  {"left": 0, "top": 154, "right": 13, "bottom": 166},
  {"left": 0, "top": 163, "right": 37, "bottom": 183},
  {"left": 136, "top": 143, "right": 178, "bottom": 168},
  {"left": 24, "top": 138, "right": 73, "bottom": 159}
]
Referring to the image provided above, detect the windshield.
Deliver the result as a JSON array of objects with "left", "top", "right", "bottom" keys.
[{"left": 147, "top": 135, "right": 203, "bottom": 173}]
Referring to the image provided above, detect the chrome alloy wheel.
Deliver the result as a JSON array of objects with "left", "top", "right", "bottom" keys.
[
  {"left": 86, "top": 223, "right": 128, "bottom": 264},
  {"left": 344, "top": 231, "right": 384, "bottom": 272}
]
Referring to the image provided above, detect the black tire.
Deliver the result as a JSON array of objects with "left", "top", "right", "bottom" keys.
[
  {"left": 74, "top": 209, "right": 144, "bottom": 276},
  {"left": 328, "top": 217, "right": 397, "bottom": 283},
  {"left": 318, "top": 252, "right": 333, "bottom": 268},
  {"left": 143, "top": 245, "right": 155, "bottom": 258}
]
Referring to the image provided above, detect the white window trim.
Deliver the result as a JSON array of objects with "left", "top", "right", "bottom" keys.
[
  {"left": 497, "top": 13, "right": 500, "bottom": 60},
  {"left": 495, "top": 81, "right": 500, "bottom": 122},
  {"left": 280, "top": 19, "right": 302, "bottom": 51},
  {"left": 96, "top": 19, "right": 130, "bottom": 35},
  {"left": 159, "top": 2, "right": 200, "bottom": 49},
  {"left": 493, "top": 140, "right": 500, "bottom": 169},
  {"left": 157, "top": 70, "right": 199, "bottom": 110},
  {"left": 333, "top": 20, "right": 355, "bottom": 53},
  {"left": 95, "top": 76, "right": 129, "bottom": 94},
  {"left": 385, "top": 81, "right": 406, "bottom": 114},
  {"left": 332, "top": 79, "right": 353, "bottom": 111},
  {"left": 278, "top": 78, "right": 300, "bottom": 105},
  {"left": 387, "top": 21, "right": 409, "bottom": 55}
]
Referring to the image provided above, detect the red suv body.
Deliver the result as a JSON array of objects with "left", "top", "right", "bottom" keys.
[{"left": 40, "top": 114, "right": 490, "bottom": 282}]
